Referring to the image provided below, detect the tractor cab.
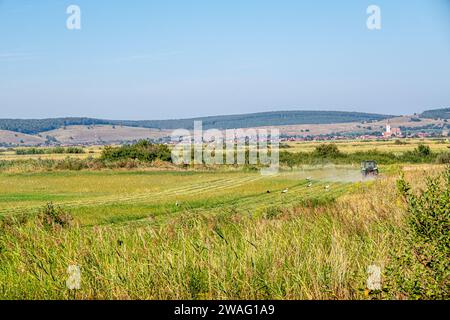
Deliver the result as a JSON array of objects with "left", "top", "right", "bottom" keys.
[{"left": 361, "top": 160, "right": 379, "bottom": 177}]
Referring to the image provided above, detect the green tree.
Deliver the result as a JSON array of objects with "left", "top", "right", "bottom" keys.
[{"left": 314, "top": 143, "right": 341, "bottom": 157}]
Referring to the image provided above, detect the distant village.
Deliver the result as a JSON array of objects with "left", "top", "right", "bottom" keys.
[{"left": 281, "top": 122, "right": 449, "bottom": 143}]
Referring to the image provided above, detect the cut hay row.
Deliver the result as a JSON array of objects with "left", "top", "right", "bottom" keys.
[
  {"left": 171, "top": 181, "right": 352, "bottom": 220},
  {"left": 0, "top": 174, "right": 266, "bottom": 216}
]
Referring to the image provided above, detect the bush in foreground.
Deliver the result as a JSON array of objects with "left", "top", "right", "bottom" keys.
[{"left": 388, "top": 166, "right": 450, "bottom": 299}]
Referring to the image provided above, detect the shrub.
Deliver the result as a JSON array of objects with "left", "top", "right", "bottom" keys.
[
  {"left": 314, "top": 143, "right": 341, "bottom": 157},
  {"left": 388, "top": 167, "right": 450, "bottom": 299},
  {"left": 15, "top": 148, "right": 45, "bottom": 155},
  {"left": 394, "top": 139, "right": 407, "bottom": 145},
  {"left": 415, "top": 144, "right": 431, "bottom": 157},
  {"left": 101, "top": 140, "right": 172, "bottom": 163},
  {"left": 65, "top": 147, "right": 84, "bottom": 154},
  {"left": 53, "top": 146, "right": 65, "bottom": 154},
  {"left": 15, "top": 146, "right": 84, "bottom": 155}
]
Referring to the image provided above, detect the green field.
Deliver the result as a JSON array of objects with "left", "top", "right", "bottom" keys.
[{"left": 0, "top": 167, "right": 357, "bottom": 226}]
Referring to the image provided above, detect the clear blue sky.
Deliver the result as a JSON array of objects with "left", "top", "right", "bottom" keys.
[{"left": 1, "top": 0, "right": 449, "bottom": 119}]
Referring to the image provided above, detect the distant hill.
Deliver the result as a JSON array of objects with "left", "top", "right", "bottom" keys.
[
  {"left": 0, "top": 118, "right": 110, "bottom": 135},
  {"left": 0, "top": 111, "right": 394, "bottom": 135},
  {"left": 420, "top": 107, "right": 450, "bottom": 119}
]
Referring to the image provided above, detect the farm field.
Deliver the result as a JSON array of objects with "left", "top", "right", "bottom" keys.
[
  {"left": 0, "top": 152, "right": 99, "bottom": 161},
  {"left": 0, "top": 146, "right": 103, "bottom": 161},
  {"left": 0, "top": 167, "right": 359, "bottom": 226},
  {"left": 286, "top": 138, "right": 450, "bottom": 154}
]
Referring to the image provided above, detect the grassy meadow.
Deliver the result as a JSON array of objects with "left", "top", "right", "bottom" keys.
[{"left": 0, "top": 140, "right": 448, "bottom": 300}]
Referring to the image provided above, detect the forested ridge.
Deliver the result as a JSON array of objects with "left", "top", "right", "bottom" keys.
[{"left": 0, "top": 110, "right": 394, "bottom": 134}]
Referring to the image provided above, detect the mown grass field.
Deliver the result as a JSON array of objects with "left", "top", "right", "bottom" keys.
[{"left": 0, "top": 167, "right": 357, "bottom": 226}]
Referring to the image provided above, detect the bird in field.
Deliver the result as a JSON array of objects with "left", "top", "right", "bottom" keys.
[
  {"left": 325, "top": 185, "right": 330, "bottom": 191},
  {"left": 282, "top": 188, "right": 289, "bottom": 194},
  {"left": 308, "top": 183, "right": 312, "bottom": 188}
]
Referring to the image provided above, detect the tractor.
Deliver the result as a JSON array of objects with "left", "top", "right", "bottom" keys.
[{"left": 361, "top": 160, "right": 379, "bottom": 177}]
